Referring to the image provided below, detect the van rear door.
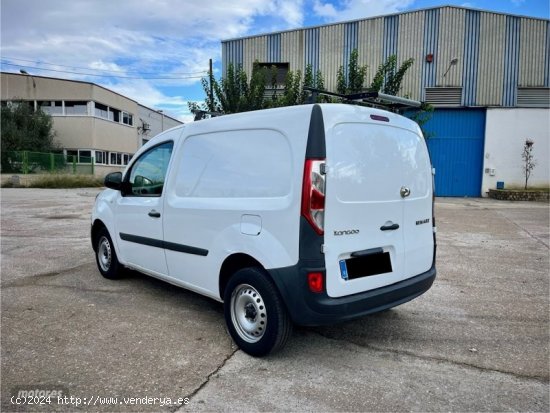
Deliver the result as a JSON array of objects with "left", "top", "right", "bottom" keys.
[{"left": 323, "top": 115, "right": 433, "bottom": 298}]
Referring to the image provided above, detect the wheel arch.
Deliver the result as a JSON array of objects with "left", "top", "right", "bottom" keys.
[
  {"left": 219, "top": 253, "right": 268, "bottom": 299},
  {"left": 91, "top": 219, "right": 107, "bottom": 252}
]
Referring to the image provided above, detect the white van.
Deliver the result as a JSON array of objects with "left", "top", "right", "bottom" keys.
[{"left": 91, "top": 103, "right": 436, "bottom": 356}]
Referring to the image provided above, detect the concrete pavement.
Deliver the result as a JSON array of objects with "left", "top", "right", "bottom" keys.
[{"left": 1, "top": 189, "right": 548, "bottom": 412}]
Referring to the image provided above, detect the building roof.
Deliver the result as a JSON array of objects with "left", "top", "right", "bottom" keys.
[
  {"left": 0, "top": 71, "right": 182, "bottom": 124},
  {"left": 222, "top": 4, "right": 549, "bottom": 42}
]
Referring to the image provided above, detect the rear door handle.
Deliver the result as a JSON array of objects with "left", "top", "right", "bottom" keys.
[
  {"left": 380, "top": 223, "right": 399, "bottom": 231},
  {"left": 148, "top": 210, "right": 161, "bottom": 218}
]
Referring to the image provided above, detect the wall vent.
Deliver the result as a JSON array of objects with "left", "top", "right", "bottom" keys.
[
  {"left": 425, "top": 87, "right": 462, "bottom": 107},
  {"left": 517, "top": 88, "right": 550, "bottom": 108}
]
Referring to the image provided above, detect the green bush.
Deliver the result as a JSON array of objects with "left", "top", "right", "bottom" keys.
[
  {"left": 29, "top": 175, "right": 104, "bottom": 188},
  {"left": 1, "top": 174, "right": 104, "bottom": 188}
]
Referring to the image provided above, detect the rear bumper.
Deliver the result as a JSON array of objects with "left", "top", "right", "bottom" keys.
[{"left": 268, "top": 263, "right": 436, "bottom": 326}]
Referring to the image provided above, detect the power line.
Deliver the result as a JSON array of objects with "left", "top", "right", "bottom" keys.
[
  {"left": 0, "top": 62, "right": 206, "bottom": 80},
  {"left": 2, "top": 56, "right": 208, "bottom": 76}
]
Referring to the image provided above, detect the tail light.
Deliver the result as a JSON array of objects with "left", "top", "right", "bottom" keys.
[
  {"left": 307, "top": 272, "right": 324, "bottom": 293},
  {"left": 301, "top": 159, "right": 326, "bottom": 235}
]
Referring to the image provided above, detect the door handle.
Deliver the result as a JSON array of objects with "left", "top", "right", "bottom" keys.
[
  {"left": 400, "top": 186, "right": 411, "bottom": 198},
  {"left": 380, "top": 223, "right": 399, "bottom": 231},
  {"left": 148, "top": 210, "right": 161, "bottom": 218}
]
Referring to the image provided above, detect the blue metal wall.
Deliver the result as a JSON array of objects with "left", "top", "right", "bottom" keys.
[
  {"left": 383, "top": 15, "right": 399, "bottom": 60},
  {"left": 462, "top": 10, "right": 481, "bottom": 106},
  {"left": 424, "top": 109, "right": 486, "bottom": 197},
  {"left": 267, "top": 34, "right": 281, "bottom": 62},
  {"left": 304, "top": 28, "right": 320, "bottom": 76},
  {"left": 343, "top": 22, "right": 358, "bottom": 80},
  {"left": 422, "top": 8, "right": 440, "bottom": 97},
  {"left": 502, "top": 16, "right": 521, "bottom": 106}
]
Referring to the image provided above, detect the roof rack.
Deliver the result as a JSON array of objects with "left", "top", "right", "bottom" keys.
[
  {"left": 191, "top": 109, "right": 224, "bottom": 121},
  {"left": 304, "top": 87, "right": 422, "bottom": 110}
]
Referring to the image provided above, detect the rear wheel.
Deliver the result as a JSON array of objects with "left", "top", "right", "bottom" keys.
[
  {"left": 224, "top": 267, "right": 292, "bottom": 357},
  {"left": 95, "top": 228, "right": 122, "bottom": 279}
]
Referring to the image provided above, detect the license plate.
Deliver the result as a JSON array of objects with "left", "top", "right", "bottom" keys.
[{"left": 340, "top": 251, "right": 392, "bottom": 280}]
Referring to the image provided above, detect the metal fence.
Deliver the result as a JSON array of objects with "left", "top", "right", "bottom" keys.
[{"left": 0, "top": 151, "right": 95, "bottom": 175}]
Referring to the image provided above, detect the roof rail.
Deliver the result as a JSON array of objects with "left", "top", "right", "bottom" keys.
[{"left": 303, "top": 87, "right": 422, "bottom": 110}]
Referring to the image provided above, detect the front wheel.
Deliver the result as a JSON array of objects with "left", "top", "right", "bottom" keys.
[
  {"left": 224, "top": 268, "right": 292, "bottom": 357},
  {"left": 95, "top": 228, "right": 122, "bottom": 279}
]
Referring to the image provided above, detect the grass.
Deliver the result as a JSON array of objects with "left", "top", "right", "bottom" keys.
[{"left": 1, "top": 174, "right": 104, "bottom": 188}]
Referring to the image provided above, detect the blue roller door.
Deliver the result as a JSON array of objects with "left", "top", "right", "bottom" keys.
[{"left": 423, "top": 109, "right": 486, "bottom": 197}]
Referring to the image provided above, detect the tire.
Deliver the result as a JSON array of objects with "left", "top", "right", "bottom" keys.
[
  {"left": 94, "top": 228, "right": 122, "bottom": 279},
  {"left": 224, "top": 267, "right": 292, "bottom": 357}
]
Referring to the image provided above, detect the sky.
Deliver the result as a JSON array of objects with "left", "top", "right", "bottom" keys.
[{"left": 1, "top": 0, "right": 548, "bottom": 122}]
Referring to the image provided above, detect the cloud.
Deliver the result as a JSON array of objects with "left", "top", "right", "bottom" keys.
[
  {"left": 0, "top": 0, "right": 306, "bottom": 118},
  {"left": 312, "top": 0, "right": 415, "bottom": 22},
  {"left": 510, "top": 0, "right": 525, "bottom": 5}
]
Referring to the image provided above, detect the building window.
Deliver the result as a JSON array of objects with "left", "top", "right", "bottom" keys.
[
  {"left": 258, "top": 62, "right": 289, "bottom": 86},
  {"left": 95, "top": 103, "right": 109, "bottom": 119},
  {"left": 109, "top": 152, "right": 132, "bottom": 166},
  {"left": 95, "top": 150, "right": 108, "bottom": 164},
  {"left": 38, "top": 101, "right": 52, "bottom": 114},
  {"left": 110, "top": 108, "right": 120, "bottom": 122},
  {"left": 122, "top": 111, "right": 133, "bottom": 126},
  {"left": 66, "top": 149, "right": 99, "bottom": 164},
  {"left": 78, "top": 150, "right": 92, "bottom": 164},
  {"left": 66, "top": 150, "right": 78, "bottom": 163},
  {"left": 65, "top": 101, "right": 88, "bottom": 115},
  {"left": 110, "top": 152, "right": 122, "bottom": 165},
  {"left": 37, "top": 100, "right": 63, "bottom": 115}
]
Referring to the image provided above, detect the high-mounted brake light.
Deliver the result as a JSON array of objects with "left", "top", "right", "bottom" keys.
[
  {"left": 370, "top": 114, "right": 390, "bottom": 122},
  {"left": 301, "top": 159, "right": 326, "bottom": 235}
]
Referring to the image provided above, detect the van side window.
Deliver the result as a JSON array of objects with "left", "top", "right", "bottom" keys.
[
  {"left": 176, "top": 130, "right": 291, "bottom": 198},
  {"left": 128, "top": 141, "right": 174, "bottom": 196}
]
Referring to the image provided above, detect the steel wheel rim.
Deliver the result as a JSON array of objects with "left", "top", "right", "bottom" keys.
[
  {"left": 98, "top": 236, "right": 112, "bottom": 272},
  {"left": 230, "top": 284, "right": 267, "bottom": 343}
]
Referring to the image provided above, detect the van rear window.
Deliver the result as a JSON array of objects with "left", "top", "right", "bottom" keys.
[
  {"left": 329, "top": 123, "right": 430, "bottom": 202},
  {"left": 175, "top": 129, "right": 292, "bottom": 198}
]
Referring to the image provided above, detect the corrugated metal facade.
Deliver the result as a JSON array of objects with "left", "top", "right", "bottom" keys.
[
  {"left": 397, "top": 11, "right": 424, "bottom": 99},
  {"left": 422, "top": 9, "right": 439, "bottom": 99},
  {"left": 476, "top": 13, "right": 506, "bottom": 106},
  {"left": 222, "top": 6, "right": 549, "bottom": 107}
]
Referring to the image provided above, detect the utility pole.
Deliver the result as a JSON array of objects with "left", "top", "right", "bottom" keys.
[{"left": 209, "top": 58, "right": 214, "bottom": 112}]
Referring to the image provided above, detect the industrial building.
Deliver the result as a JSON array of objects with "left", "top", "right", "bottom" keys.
[
  {"left": 222, "top": 5, "right": 550, "bottom": 196},
  {"left": 0, "top": 72, "right": 182, "bottom": 175}
]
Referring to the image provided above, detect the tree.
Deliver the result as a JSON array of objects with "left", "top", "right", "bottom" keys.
[
  {"left": 336, "top": 49, "right": 367, "bottom": 94},
  {"left": 521, "top": 139, "right": 537, "bottom": 189},
  {"left": 220, "top": 61, "right": 265, "bottom": 113},
  {"left": 189, "top": 61, "right": 267, "bottom": 117},
  {"left": 277, "top": 64, "right": 327, "bottom": 106},
  {"left": 406, "top": 102, "right": 435, "bottom": 139},
  {"left": 370, "top": 55, "right": 414, "bottom": 95},
  {"left": 1, "top": 102, "right": 56, "bottom": 152}
]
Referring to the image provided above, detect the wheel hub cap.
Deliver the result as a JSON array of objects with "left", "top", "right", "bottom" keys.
[
  {"left": 230, "top": 284, "right": 267, "bottom": 343},
  {"left": 98, "top": 236, "right": 112, "bottom": 272}
]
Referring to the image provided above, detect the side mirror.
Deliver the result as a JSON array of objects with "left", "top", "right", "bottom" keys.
[{"left": 104, "top": 172, "right": 122, "bottom": 190}]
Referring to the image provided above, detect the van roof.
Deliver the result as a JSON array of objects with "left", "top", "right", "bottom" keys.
[{"left": 147, "top": 103, "right": 421, "bottom": 147}]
